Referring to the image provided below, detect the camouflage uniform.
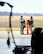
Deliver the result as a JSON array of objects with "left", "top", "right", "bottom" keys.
[
  {"left": 30, "top": 16, "right": 34, "bottom": 34},
  {"left": 20, "top": 18, "right": 25, "bottom": 34}
]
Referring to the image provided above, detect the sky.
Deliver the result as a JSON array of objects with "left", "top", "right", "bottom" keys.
[{"left": 0, "top": 0, "right": 43, "bottom": 13}]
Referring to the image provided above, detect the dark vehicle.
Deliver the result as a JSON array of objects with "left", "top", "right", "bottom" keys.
[{"left": 31, "top": 28, "right": 43, "bottom": 54}]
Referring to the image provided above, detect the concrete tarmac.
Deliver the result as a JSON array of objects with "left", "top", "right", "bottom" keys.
[
  {"left": 0, "top": 31, "right": 31, "bottom": 38},
  {"left": 0, "top": 30, "right": 31, "bottom": 54}
]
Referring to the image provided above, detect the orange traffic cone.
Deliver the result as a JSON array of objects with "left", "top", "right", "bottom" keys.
[{"left": 26, "top": 20, "right": 29, "bottom": 35}]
